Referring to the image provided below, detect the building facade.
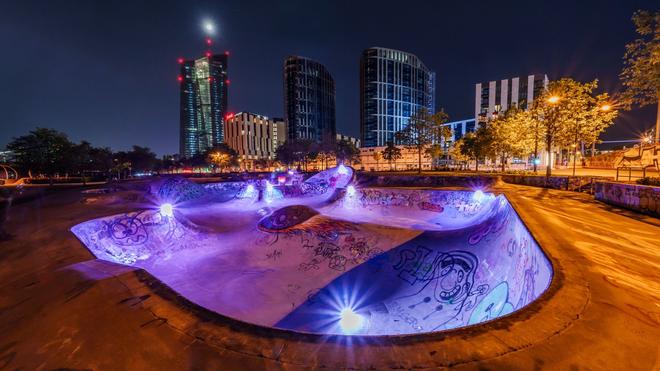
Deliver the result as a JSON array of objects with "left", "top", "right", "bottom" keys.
[
  {"left": 442, "top": 118, "right": 477, "bottom": 143},
  {"left": 360, "top": 47, "right": 436, "bottom": 148},
  {"left": 359, "top": 146, "right": 432, "bottom": 172},
  {"left": 283, "top": 56, "right": 336, "bottom": 142},
  {"left": 224, "top": 112, "right": 286, "bottom": 168},
  {"left": 336, "top": 133, "right": 361, "bottom": 148},
  {"left": 475, "top": 74, "right": 548, "bottom": 122},
  {"left": 179, "top": 53, "right": 229, "bottom": 158}
]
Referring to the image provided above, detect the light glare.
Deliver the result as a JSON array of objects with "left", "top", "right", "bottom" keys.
[
  {"left": 160, "top": 203, "right": 174, "bottom": 217},
  {"left": 339, "top": 308, "right": 364, "bottom": 334}
]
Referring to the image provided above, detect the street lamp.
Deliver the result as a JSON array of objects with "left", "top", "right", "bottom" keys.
[
  {"left": 600, "top": 104, "right": 611, "bottom": 111},
  {"left": 547, "top": 96, "right": 560, "bottom": 104}
]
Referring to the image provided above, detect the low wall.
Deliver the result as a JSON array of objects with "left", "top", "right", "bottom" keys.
[
  {"left": 594, "top": 181, "right": 660, "bottom": 217},
  {"left": 502, "top": 175, "right": 613, "bottom": 192},
  {"left": 356, "top": 173, "right": 499, "bottom": 188}
]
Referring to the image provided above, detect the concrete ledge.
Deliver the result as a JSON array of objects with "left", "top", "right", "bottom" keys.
[
  {"left": 501, "top": 174, "right": 613, "bottom": 192},
  {"left": 357, "top": 173, "right": 499, "bottom": 188},
  {"left": 594, "top": 181, "right": 660, "bottom": 217}
]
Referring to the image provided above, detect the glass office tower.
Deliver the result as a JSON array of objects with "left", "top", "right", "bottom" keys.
[
  {"left": 283, "top": 56, "right": 336, "bottom": 142},
  {"left": 179, "top": 53, "right": 228, "bottom": 158},
  {"left": 360, "top": 47, "right": 435, "bottom": 147}
]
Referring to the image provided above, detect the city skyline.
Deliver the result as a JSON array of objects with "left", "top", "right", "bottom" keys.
[{"left": 1, "top": 0, "right": 657, "bottom": 155}]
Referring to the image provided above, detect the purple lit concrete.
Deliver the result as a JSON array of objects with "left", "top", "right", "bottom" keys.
[{"left": 71, "top": 166, "right": 552, "bottom": 335}]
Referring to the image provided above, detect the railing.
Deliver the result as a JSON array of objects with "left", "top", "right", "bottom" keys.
[{"left": 615, "top": 165, "right": 655, "bottom": 182}]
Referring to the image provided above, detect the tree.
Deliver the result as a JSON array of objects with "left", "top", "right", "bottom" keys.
[
  {"left": 381, "top": 141, "right": 402, "bottom": 171},
  {"left": 126, "top": 146, "right": 159, "bottom": 173},
  {"left": 275, "top": 139, "right": 314, "bottom": 170},
  {"left": 395, "top": 108, "right": 449, "bottom": 174},
  {"left": 620, "top": 10, "right": 660, "bottom": 143},
  {"left": 448, "top": 139, "right": 469, "bottom": 170},
  {"left": 425, "top": 144, "right": 444, "bottom": 170},
  {"left": 459, "top": 126, "right": 494, "bottom": 172},
  {"left": 371, "top": 151, "right": 382, "bottom": 171},
  {"left": 532, "top": 78, "right": 617, "bottom": 177},
  {"left": 206, "top": 143, "right": 238, "bottom": 172},
  {"left": 488, "top": 107, "right": 535, "bottom": 172},
  {"left": 6, "top": 128, "right": 74, "bottom": 183},
  {"left": 316, "top": 135, "right": 337, "bottom": 170},
  {"left": 335, "top": 139, "right": 360, "bottom": 165}
]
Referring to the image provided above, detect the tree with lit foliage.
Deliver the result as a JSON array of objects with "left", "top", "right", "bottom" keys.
[
  {"left": 381, "top": 141, "right": 402, "bottom": 171},
  {"left": 395, "top": 107, "right": 449, "bottom": 174},
  {"left": 620, "top": 10, "right": 660, "bottom": 143},
  {"left": 488, "top": 106, "right": 535, "bottom": 172},
  {"left": 532, "top": 78, "right": 617, "bottom": 176},
  {"left": 459, "top": 126, "right": 494, "bottom": 172},
  {"left": 448, "top": 138, "right": 469, "bottom": 170},
  {"left": 206, "top": 143, "right": 238, "bottom": 172},
  {"left": 425, "top": 144, "right": 444, "bottom": 170}
]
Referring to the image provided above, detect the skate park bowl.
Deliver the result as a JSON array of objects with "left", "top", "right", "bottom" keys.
[{"left": 71, "top": 165, "right": 553, "bottom": 336}]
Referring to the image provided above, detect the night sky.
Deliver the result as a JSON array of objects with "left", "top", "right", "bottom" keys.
[{"left": 1, "top": 0, "right": 657, "bottom": 155}]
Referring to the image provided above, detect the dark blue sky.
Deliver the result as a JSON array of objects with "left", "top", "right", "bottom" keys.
[{"left": 1, "top": 0, "right": 656, "bottom": 155}]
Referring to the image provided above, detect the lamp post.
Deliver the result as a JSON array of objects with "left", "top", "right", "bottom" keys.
[{"left": 546, "top": 96, "right": 560, "bottom": 177}]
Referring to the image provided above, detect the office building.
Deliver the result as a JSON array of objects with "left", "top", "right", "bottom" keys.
[
  {"left": 283, "top": 56, "right": 336, "bottom": 142},
  {"left": 224, "top": 112, "right": 286, "bottom": 168},
  {"left": 179, "top": 52, "right": 229, "bottom": 158},
  {"left": 360, "top": 47, "right": 436, "bottom": 147},
  {"left": 475, "top": 74, "right": 548, "bottom": 122}
]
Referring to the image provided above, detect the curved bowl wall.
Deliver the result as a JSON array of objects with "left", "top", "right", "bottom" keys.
[{"left": 71, "top": 168, "right": 552, "bottom": 336}]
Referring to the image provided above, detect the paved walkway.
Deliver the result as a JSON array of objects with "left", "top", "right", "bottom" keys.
[{"left": 0, "top": 184, "right": 658, "bottom": 369}]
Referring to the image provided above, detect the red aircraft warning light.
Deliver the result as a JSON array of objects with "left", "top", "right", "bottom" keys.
[
  {"left": 177, "top": 76, "right": 183, "bottom": 82},
  {"left": 225, "top": 79, "right": 230, "bottom": 85},
  {"left": 206, "top": 52, "right": 212, "bottom": 58},
  {"left": 206, "top": 38, "right": 212, "bottom": 45},
  {"left": 224, "top": 50, "right": 230, "bottom": 56},
  {"left": 226, "top": 113, "right": 235, "bottom": 120},
  {"left": 177, "top": 58, "right": 184, "bottom": 64}
]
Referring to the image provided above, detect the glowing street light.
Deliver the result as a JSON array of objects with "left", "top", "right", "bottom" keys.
[
  {"left": 547, "top": 96, "right": 560, "bottom": 104},
  {"left": 339, "top": 308, "right": 364, "bottom": 334},
  {"left": 600, "top": 104, "right": 611, "bottom": 111},
  {"left": 160, "top": 203, "right": 174, "bottom": 217}
]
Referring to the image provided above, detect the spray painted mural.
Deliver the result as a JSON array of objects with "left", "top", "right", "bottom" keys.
[{"left": 71, "top": 165, "right": 552, "bottom": 336}]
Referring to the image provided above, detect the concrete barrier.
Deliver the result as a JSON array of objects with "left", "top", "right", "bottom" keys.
[
  {"left": 356, "top": 173, "right": 499, "bottom": 188},
  {"left": 501, "top": 175, "right": 613, "bottom": 192},
  {"left": 594, "top": 181, "right": 660, "bottom": 217}
]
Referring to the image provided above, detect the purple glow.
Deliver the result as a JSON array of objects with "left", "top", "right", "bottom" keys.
[
  {"left": 71, "top": 165, "right": 552, "bottom": 336},
  {"left": 159, "top": 203, "right": 174, "bottom": 217}
]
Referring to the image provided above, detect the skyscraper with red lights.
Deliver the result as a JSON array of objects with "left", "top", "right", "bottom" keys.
[{"left": 179, "top": 53, "right": 228, "bottom": 158}]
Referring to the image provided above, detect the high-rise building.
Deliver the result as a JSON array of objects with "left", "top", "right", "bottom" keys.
[
  {"left": 283, "top": 56, "right": 336, "bottom": 142},
  {"left": 360, "top": 47, "right": 436, "bottom": 147},
  {"left": 179, "top": 52, "right": 229, "bottom": 158},
  {"left": 224, "top": 112, "right": 287, "bottom": 168},
  {"left": 475, "top": 74, "right": 548, "bottom": 123}
]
